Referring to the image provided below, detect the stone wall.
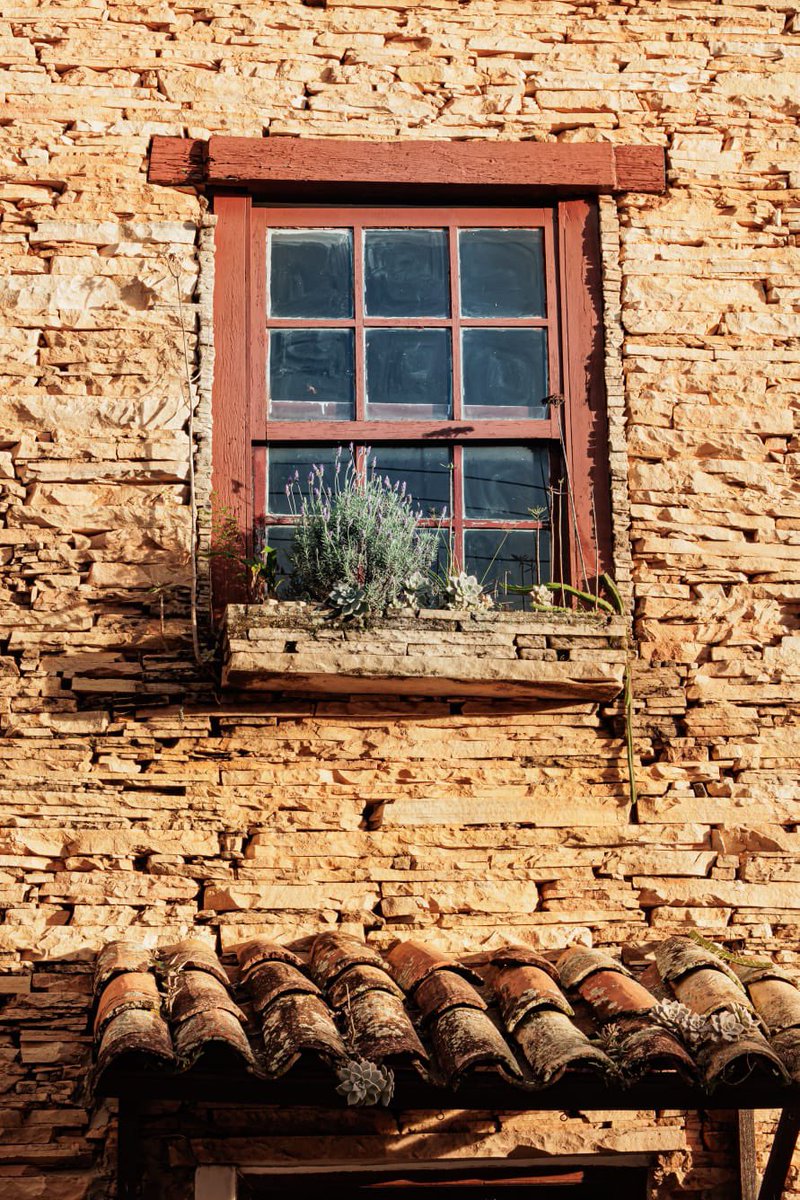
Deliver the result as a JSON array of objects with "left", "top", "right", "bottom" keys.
[{"left": 1, "top": 1, "right": 798, "bottom": 1196}]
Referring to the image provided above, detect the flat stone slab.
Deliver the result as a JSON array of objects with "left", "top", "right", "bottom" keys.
[{"left": 222, "top": 604, "right": 627, "bottom": 702}]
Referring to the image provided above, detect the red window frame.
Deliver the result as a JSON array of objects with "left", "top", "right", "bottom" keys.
[{"left": 211, "top": 194, "right": 612, "bottom": 609}]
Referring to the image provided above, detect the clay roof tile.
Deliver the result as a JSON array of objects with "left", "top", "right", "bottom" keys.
[{"left": 384, "top": 940, "right": 483, "bottom": 995}]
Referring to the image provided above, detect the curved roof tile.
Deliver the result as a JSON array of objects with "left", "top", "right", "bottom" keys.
[{"left": 91, "top": 933, "right": 800, "bottom": 1101}]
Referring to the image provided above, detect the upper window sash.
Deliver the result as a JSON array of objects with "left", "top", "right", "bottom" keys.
[{"left": 256, "top": 206, "right": 561, "bottom": 440}]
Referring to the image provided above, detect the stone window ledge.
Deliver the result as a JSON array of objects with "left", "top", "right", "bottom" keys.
[{"left": 222, "top": 602, "right": 627, "bottom": 702}]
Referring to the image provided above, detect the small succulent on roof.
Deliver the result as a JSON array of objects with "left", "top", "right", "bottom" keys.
[
  {"left": 707, "top": 1005, "right": 761, "bottom": 1043},
  {"left": 445, "top": 571, "right": 493, "bottom": 613},
  {"left": 335, "top": 1057, "right": 395, "bottom": 1107},
  {"left": 651, "top": 999, "right": 707, "bottom": 1049},
  {"left": 651, "top": 998, "right": 760, "bottom": 1050}
]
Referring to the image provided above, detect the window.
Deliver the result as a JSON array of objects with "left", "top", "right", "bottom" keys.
[
  {"left": 190, "top": 138, "right": 668, "bottom": 611},
  {"left": 253, "top": 207, "right": 563, "bottom": 602}
]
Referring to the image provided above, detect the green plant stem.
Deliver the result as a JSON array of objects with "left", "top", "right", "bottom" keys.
[
  {"left": 601, "top": 572, "right": 637, "bottom": 810},
  {"left": 506, "top": 580, "right": 615, "bottom": 614}
]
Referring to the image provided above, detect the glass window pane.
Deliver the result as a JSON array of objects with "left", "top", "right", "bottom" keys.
[
  {"left": 364, "top": 229, "right": 450, "bottom": 317},
  {"left": 465, "top": 528, "right": 552, "bottom": 610},
  {"left": 269, "top": 329, "right": 354, "bottom": 421},
  {"left": 432, "top": 526, "right": 453, "bottom": 582},
  {"left": 463, "top": 445, "right": 549, "bottom": 520},
  {"left": 371, "top": 446, "right": 451, "bottom": 518},
  {"left": 269, "top": 229, "right": 353, "bottom": 319},
  {"left": 365, "top": 329, "right": 451, "bottom": 420},
  {"left": 261, "top": 524, "right": 298, "bottom": 582},
  {"left": 267, "top": 446, "right": 344, "bottom": 515},
  {"left": 459, "top": 228, "right": 546, "bottom": 318},
  {"left": 462, "top": 328, "right": 548, "bottom": 420}
]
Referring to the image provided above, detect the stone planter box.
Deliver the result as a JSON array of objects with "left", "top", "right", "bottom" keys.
[{"left": 222, "top": 602, "right": 627, "bottom": 702}]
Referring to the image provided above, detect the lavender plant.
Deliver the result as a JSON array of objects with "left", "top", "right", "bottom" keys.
[{"left": 285, "top": 449, "right": 441, "bottom": 620}]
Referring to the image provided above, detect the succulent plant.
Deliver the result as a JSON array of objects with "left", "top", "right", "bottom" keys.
[
  {"left": 651, "top": 998, "right": 760, "bottom": 1050},
  {"left": 326, "top": 581, "right": 369, "bottom": 623},
  {"left": 706, "top": 1005, "right": 761, "bottom": 1042},
  {"left": 528, "top": 583, "right": 553, "bottom": 607},
  {"left": 444, "top": 571, "right": 493, "bottom": 613},
  {"left": 651, "top": 999, "right": 708, "bottom": 1049},
  {"left": 399, "top": 570, "right": 425, "bottom": 608},
  {"left": 335, "top": 1057, "right": 395, "bottom": 1106}
]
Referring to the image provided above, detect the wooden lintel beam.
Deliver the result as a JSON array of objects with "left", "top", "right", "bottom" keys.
[
  {"left": 148, "top": 136, "right": 666, "bottom": 194},
  {"left": 757, "top": 1109, "right": 800, "bottom": 1200},
  {"left": 148, "top": 136, "right": 207, "bottom": 186},
  {"left": 739, "top": 1110, "right": 758, "bottom": 1200}
]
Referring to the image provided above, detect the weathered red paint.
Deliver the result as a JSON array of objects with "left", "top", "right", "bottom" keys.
[{"left": 149, "top": 136, "right": 666, "bottom": 195}]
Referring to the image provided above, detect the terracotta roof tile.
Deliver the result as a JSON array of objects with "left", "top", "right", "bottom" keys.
[
  {"left": 93, "top": 970, "right": 161, "bottom": 1040},
  {"left": 743, "top": 969, "right": 800, "bottom": 1084},
  {"left": 514, "top": 1008, "right": 614, "bottom": 1086},
  {"left": 259, "top": 991, "right": 348, "bottom": 1076},
  {"left": 246, "top": 960, "right": 321, "bottom": 1013},
  {"left": 236, "top": 937, "right": 305, "bottom": 980},
  {"left": 310, "top": 932, "right": 387, "bottom": 987},
  {"left": 326, "top": 962, "right": 405, "bottom": 1009},
  {"left": 344, "top": 988, "right": 428, "bottom": 1067},
  {"left": 91, "top": 933, "right": 800, "bottom": 1102},
  {"left": 384, "top": 940, "right": 483, "bottom": 994}
]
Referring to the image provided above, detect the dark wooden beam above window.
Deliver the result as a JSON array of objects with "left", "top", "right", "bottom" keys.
[{"left": 148, "top": 136, "right": 666, "bottom": 195}]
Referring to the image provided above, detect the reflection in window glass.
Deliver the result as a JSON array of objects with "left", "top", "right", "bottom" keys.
[
  {"left": 364, "top": 229, "right": 450, "bottom": 318},
  {"left": 269, "top": 230, "right": 353, "bottom": 319},
  {"left": 465, "top": 528, "right": 552, "bottom": 610},
  {"left": 372, "top": 446, "right": 451, "bottom": 517},
  {"left": 462, "top": 328, "right": 548, "bottom": 420},
  {"left": 267, "top": 446, "right": 343, "bottom": 515},
  {"left": 269, "top": 329, "right": 354, "bottom": 420},
  {"left": 459, "top": 228, "right": 546, "bottom": 318},
  {"left": 261, "top": 524, "right": 298, "bottom": 582},
  {"left": 366, "top": 329, "right": 452, "bottom": 420},
  {"left": 463, "top": 445, "right": 549, "bottom": 521}
]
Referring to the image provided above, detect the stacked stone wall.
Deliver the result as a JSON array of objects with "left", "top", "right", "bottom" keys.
[{"left": 0, "top": 1, "right": 798, "bottom": 1196}]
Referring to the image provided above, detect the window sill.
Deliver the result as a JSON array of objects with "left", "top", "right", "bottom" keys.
[{"left": 222, "top": 603, "right": 626, "bottom": 702}]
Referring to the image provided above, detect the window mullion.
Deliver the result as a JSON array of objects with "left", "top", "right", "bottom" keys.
[
  {"left": 452, "top": 443, "right": 464, "bottom": 572},
  {"left": 448, "top": 222, "right": 462, "bottom": 422},
  {"left": 353, "top": 220, "right": 366, "bottom": 422}
]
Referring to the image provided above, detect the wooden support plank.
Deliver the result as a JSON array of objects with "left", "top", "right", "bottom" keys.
[
  {"left": 148, "top": 136, "right": 666, "bottom": 194},
  {"left": 97, "top": 1066, "right": 800, "bottom": 1113},
  {"left": 148, "top": 136, "right": 206, "bottom": 185},
  {"left": 739, "top": 1110, "right": 758, "bottom": 1200},
  {"left": 758, "top": 1109, "right": 800, "bottom": 1200}
]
